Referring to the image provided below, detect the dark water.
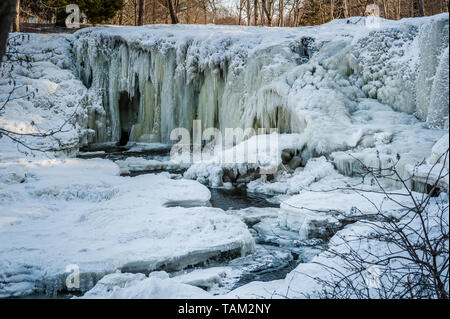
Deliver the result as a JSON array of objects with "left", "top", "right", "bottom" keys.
[
  {"left": 75, "top": 145, "right": 321, "bottom": 293},
  {"left": 205, "top": 186, "right": 319, "bottom": 289},
  {"left": 78, "top": 143, "right": 187, "bottom": 176},
  {"left": 209, "top": 187, "right": 279, "bottom": 211},
  {"left": 79, "top": 143, "right": 172, "bottom": 161}
]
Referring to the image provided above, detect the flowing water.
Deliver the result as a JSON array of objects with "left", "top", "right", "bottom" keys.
[{"left": 76, "top": 143, "right": 325, "bottom": 294}]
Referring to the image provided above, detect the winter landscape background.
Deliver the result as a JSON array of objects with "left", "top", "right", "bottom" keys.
[{"left": 0, "top": 1, "right": 448, "bottom": 299}]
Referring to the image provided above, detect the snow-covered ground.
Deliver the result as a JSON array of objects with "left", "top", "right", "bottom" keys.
[
  {"left": 0, "top": 14, "right": 448, "bottom": 298},
  {"left": 0, "top": 158, "right": 254, "bottom": 297}
]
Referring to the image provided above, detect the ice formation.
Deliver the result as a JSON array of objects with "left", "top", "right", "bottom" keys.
[
  {"left": 0, "top": 14, "right": 448, "bottom": 299},
  {"left": 78, "top": 272, "right": 211, "bottom": 299},
  {"left": 0, "top": 34, "right": 91, "bottom": 159},
  {"left": 72, "top": 15, "right": 448, "bottom": 189},
  {"left": 225, "top": 192, "right": 449, "bottom": 299},
  {"left": 74, "top": 15, "right": 448, "bottom": 146},
  {"left": 0, "top": 159, "right": 254, "bottom": 297},
  {"left": 278, "top": 189, "right": 416, "bottom": 240}
]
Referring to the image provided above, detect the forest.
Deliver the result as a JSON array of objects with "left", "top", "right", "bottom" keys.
[{"left": 14, "top": 0, "right": 450, "bottom": 28}]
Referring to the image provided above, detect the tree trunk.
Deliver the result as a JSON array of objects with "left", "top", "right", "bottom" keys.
[
  {"left": 279, "top": 0, "right": 284, "bottom": 26},
  {"left": 254, "top": 0, "right": 258, "bottom": 25},
  {"left": 343, "top": 0, "right": 349, "bottom": 18},
  {"left": 166, "top": 0, "right": 179, "bottom": 24},
  {"left": 262, "top": 0, "right": 272, "bottom": 26},
  {"left": 210, "top": 0, "right": 217, "bottom": 24},
  {"left": 260, "top": 1, "right": 265, "bottom": 25},
  {"left": 383, "top": 0, "right": 388, "bottom": 18},
  {"left": 293, "top": 0, "right": 298, "bottom": 26},
  {"left": 238, "top": 0, "right": 244, "bottom": 25},
  {"left": 13, "top": 0, "right": 19, "bottom": 32},
  {"left": 203, "top": 0, "right": 208, "bottom": 24},
  {"left": 0, "top": 0, "right": 17, "bottom": 59},
  {"left": 247, "top": 0, "right": 251, "bottom": 26},
  {"left": 418, "top": 0, "right": 425, "bottom": 16},
  {"left": 134, "top": 0, "right": 137, "bottom": 25},
  {"left": 138, "top": 0, "right": 145, "bottom": 26},
  {"left": 152, "top": 0, "right": 156, "bottom": 23},
  {"left": 119, "top": 9, "right": 123, "bottom": 25},
  {"left": 330, "top": 0, "right": 334, "bottom": 19}
]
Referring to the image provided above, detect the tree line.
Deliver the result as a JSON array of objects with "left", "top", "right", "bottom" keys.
[{"left": 5, "top": 0, "right": 450, "bottom": 32}]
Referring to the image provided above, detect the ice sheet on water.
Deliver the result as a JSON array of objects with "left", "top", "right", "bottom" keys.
[{"left": 0, "top": 158, "right": 254, "bottom": 297}]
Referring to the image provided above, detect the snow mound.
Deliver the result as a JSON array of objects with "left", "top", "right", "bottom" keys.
[
  {"left": 79, "top": 272, "right": 211, "bottom": 299},
  {"left": 115, "top": 156, "right": 187, "bottom": 175},
  {"left": 171, "top": 267, "right": 235, "bottom": 290},
  {"left": 279, "top": 190, "right": 414, "bottom": 240}
]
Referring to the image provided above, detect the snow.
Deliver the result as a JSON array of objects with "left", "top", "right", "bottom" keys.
[
  {"left": 73, "top": 15, "right": 448, "bottom": 150},
  {"left": 429, "top": 135, "right": 450, "bottom": 170},
  {"left": 187, "top": 97, "right": 446, "bottom": 191},
  {"left": 0, "top": 158, "right": 254, "bottom": 297},
  {"left": 225, "top": 192, "right": 449, "bottom": 299},
  {"left": 115, "top": 156, "right": 187, "bottom": 175},
  {"left": 225, "top": 207, "right": 279, "bottom": 226},
  {"left": 0, "top": 14, "right": 448, "bottom": 299},
  {"left": 247, "top": 156, "right": 341, "bottom": 195},
  {"left": 171, "top": 267, "right": 235, "bottom": 290},
  {"left": 278, "top": 190, "right": 414, "bottom": 240},
  {"left": 79, "top": 271, "right": 211, "bottom": 299},
  {"left": 0, "top": 34, "right": 91, "bottom": 159},
  {"left": 184, "top": 133, "right": 304, "bottom": 187}
]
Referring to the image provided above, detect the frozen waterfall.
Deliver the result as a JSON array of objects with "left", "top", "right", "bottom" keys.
[{"left": 73, "top": 15, "right": 449, "bottom": 175}]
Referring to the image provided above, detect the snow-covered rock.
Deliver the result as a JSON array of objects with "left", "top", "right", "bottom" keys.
[
  {"left": 0, "top": 34, "right": 91, "bottom": 159},
  {"left": 278, "top": 190, "right": 414, "bottom": 240},
  {"left": 225, "top": 192, "right": 449, "bottom": 299},
  {"left": 115, "top": 156, "right": 187, "bottom": 175},
  {"left": 79, "top": 272, "right": 211, "bottom": 299},
  {"left": 171, "top": 267, "right": 234, "bottom": 290}
]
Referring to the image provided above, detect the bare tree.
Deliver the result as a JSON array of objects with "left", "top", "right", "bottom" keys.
[
  {"left": 254, "top": 0, "right": 259, "bottom": 25},
  {"left": 247, "top": 0, "right": 251, "bottom": 25},
  {"left": 238, "top": 0, "right": 245, "bottom": 24},
  {"left": 1, "top": 34, "right": 80, "bottom": 154},
  {"left": 262, "top": 0, "right": 275, "bottom": 26},
  {"left": 138, "top": 0, "right": 145, "bottom": 25},
  {"left": 0, "top": 0, "right": 17, "bottom": 59},
  {"left": 279, "top": 0, "right": 284, "bottom": 26},
  {"left": 166, "top": 0, "right": 179, "bottom": 23},
  {"left": 418, "top": 0, "right": 425, "bottom": 16},
  {"left": 98, "top": 0, "right": 450, "bottom": 28},
  {"left": 208, "top": 0, "right": 217, "bottom": 23},
  {"left": 13, "top": 0, "right": 20, "bottom": 32},
  {"left": 343, "top": 0, "right": 349, "bottom": 17},
  {"left": 289, "top": 150, "right": 449, "bottom": 299},
  {"left": 330, "top": 0, "right": 335, "bottom": 19}
]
